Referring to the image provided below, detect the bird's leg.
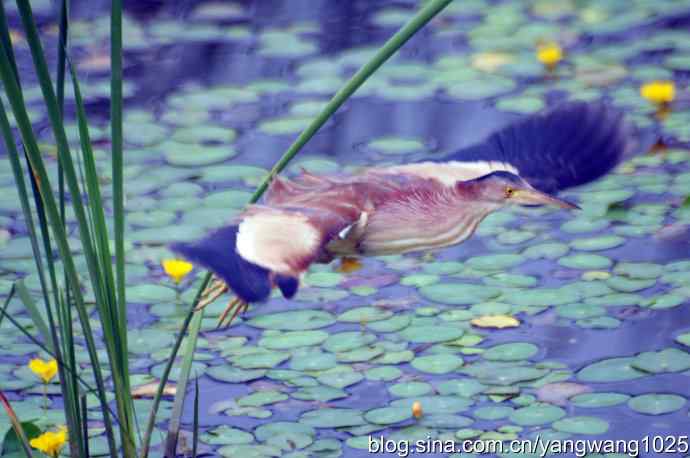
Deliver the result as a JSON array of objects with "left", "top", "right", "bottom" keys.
[
  {"left": 195, "top": 277, "right": 228, "bottom": 312},
  {"left": 217, "top": 298, "right": 249, "bottom": 328}
]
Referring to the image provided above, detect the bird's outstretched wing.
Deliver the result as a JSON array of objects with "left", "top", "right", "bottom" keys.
[
  {"left": 172, "top": 202, "right": 364, "bottom": 304},
  {"left": 445, "top": 101, "right": 653, "bottom": 193}
]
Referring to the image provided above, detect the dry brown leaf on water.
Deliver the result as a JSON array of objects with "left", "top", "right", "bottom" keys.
[
  {"left": 132, "top": 382, "right": 176, "bottom": 398},
  {"left": 470, "top": 314, "right": 520, "bottom": 329}
]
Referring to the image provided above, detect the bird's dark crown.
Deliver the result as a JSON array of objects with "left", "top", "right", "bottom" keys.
[{"left": 472, "top": 170, "right": 524, "bottom": 184}]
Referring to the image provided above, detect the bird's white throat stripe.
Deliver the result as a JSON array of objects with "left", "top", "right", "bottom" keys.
[
  {"left": 236, "top": 211, "right": 321, "bottom": 274},
  {"left": 385, "top": 161, "right": 518, "bottom": 186}
]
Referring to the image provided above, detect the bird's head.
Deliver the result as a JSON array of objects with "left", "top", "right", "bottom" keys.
[{"left": 461, "top": 171, "right": 579, "bottom": 209}]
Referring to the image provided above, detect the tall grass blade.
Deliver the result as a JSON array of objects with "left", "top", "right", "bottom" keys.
[
  {"left": 140, "top": 275, "right": 210, "bottom": 458},
  {"left": 14, "top": 280, "right": 52, "bottom": 352},
  {"left": 0, "top": 390, "right": 34, "bottom": 458},
  {"left": 56, "top": 0, "right": 68, "bottom": 222},
  {"left": 164, "top": 310, "right": 204, "bottom": 456},
  {"left": 192, "top": 377, "right": 199, "bottom": 458},
  {"left": 0, "top": 8, "right": 118, "bottom": 456}
]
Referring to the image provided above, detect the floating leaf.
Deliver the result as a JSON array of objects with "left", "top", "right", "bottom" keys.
[
  {"left": 552, "top": 416, "right": 609, "bottom": 435},
  {"left": 509, "top": 403, "right": 566, "bottom": 426},
  {"left": 411, "top": 354, "right": 464, "bottom": 374},
  {"left": 627, "top": 394, "right": 686, "bottom": 415},
  {"left": 570, "top": 392, "right": 630, "bottom": 408},
  {"left": 471, "top": 315, "right": 520, "bottom": 329}
]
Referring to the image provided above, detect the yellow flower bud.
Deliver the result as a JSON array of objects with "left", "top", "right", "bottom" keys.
[
  {"left": 640, "top": 80, "right": 675, "bottom": 105},
  {"left": 28, "top": 358, "right": 58, "bottom": 383},
  {"left": 412, "top": 401, "right": 423, "bottom": 419},
  {"left": 30, "top": 426, "right": 67, "bottom": 457},
  {"left": 162, "top": 259, "right": 193, "bottom": 284},
  {"left": 536, "top": 42, "right": 563, "bottom": 69}
]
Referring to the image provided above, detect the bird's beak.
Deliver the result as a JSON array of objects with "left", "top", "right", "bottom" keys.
[{"left": 512, "top": 189, "right": 580, "bottom": 210}]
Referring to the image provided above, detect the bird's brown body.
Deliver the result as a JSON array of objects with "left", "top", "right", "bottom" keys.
[
  {"left": 173, "top": 101, "right": 646, "bottom": 324},
  {"left": 255, "top": 162, "right": 507, "bottom": 265}
]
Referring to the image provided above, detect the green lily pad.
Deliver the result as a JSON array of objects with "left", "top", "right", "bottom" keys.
[
  {"left": 289, "top": 351, "right": 337, "bottom": 372},
  {"left": 552, "top": 416, "right": 609, "bottom": 435},
  {"left": 420, "top": 283, "right": 501, "bottom": 305},
  {"left": 627, "top": 394, "right": 686, "bottom": 415},
  {"left": 391, "top": 396, "right": 473, "bottom": 414},
  {"left": 323, "top": 332, "right": 376, "bottom": 353},
  {"left": 366, "top": 137, "right": 426, "bottom": 155},
  {"left": 399, "top": 325, "right": 464, "bottom": 343},
  {"left": 389, "top": 381, "right": 433, "bottom": 398},
  {"left": 509, "top": 403, "right": 566, "bottom": 426},
  {"left": 571, "top": 235, "right": 625, "bottom": 251},
  {"left": 577, "top": 357, "right": 647, "bottom": 382},
  {"left": 614, "top": 262, "right": 664, "bottom": 279},
  {"left": 632, "top": 348, "right": 690, "bottom": 373},
  {"left": 206, "top": 366, "right": 267, "bottom": 383},
  {"left": 465, "top": 254, "right": 524, "bottom": 271},
  {"left": 365, "top": 366, "right": 402, "bottom": 381},
  {"left": 248, "top": 310, "right": 335, "bottom": 330},
  {"left": 411, "top": 354, "right": 464, "bottom": 374},
  {"left": 483, "top": 342, "right": 539, "bottom": 361},
  {"left": 364, "top": 407, "right": 412, "bottom": 425},
  {"left": 559, "top": 254, "right": 613, "bottom": 270},
  {"left": 338, "top": 307, "right": 392, "bottom": 323},
  {"left": 238, "top": 390, "right": 288, "bottom": 407},
  {"left": 292, "top": 386, "right": 348, "bottom": 402},
  {"left": 258, "top": 331, "right": 329, "bottom": 350},
  {"left": 254, "top": 422, "right": 315, "bottom": 442},
  {"left": 300, "top": 408, "right": 366, "bottom": 428},
  {"left": 473, "top": 405, "right": 514, "bottom": 420},
  {"left": 570, "top": 392, "right": 630, "bottom": 408},
  {"left": 201, "top": 426, "right": 254, "bottom": 446}
]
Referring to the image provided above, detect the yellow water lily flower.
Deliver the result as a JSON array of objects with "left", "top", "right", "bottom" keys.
[
  {"left": 162, "top": 259, "right": 193, "bottom": 284},
  {"left": 536, "top": 42, "right": 563, "bottom": 70},
  {"left": 640, "top": 80, "right": 675, "bottom": 105},
  {"left": 470, "top": 314, "right": 520, "bottom": 329},
  {"left": 30, "top": 426, "right": 67, "bottom": 457},
  {"left": 28, "top": 358, "right": 58, "bottom": 383}
]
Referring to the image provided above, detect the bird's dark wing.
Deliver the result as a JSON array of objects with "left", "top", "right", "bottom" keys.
[
  {"left": 172, "top": 204, "right": 363, "bottom": 303},
  {"left": 446, "top": 101, "right": 653, "bottom": 193}
]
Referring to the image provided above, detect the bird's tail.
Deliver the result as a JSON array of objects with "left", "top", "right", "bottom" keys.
[
  {"left": 448, "top": 101, "right": 658, "bottom": 193},
  {"left": 171, "top": 225, "right": 298, "bottom": 304}
]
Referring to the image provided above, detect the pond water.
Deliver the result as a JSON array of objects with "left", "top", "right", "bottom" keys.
[{"left": 1, "top": 0, "right": 690, "bottom": 457}]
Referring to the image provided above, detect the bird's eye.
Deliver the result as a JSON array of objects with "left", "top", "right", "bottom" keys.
[{"left": 504, "top": 187, "right": 514, "bottom": 198}]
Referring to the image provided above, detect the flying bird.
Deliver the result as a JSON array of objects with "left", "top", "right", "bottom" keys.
[{"left": 172, "top": 101, "right": 641, "bottom": 326}]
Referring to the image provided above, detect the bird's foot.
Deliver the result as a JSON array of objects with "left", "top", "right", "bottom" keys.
[
  {"left": 217, "top": 297, "right": 249, "bottom": 328},
  {"left": 195, "top": 277, "right": 228, "bottom": 312},
  {"left": 337, "top": 257, "right": 362, "bottom": 273}
]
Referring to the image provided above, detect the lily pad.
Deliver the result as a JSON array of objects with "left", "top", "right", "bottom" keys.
[
  {"left": 411, "top": 354, "right": 464, "bottom": 374},
  {"left": 300, "top": 408, "right": 366, "bottom": 428},
  {"left": 248, "top": 310, "right": 335, "bottom": 330},
  {"left": 419, "top": 283, "right": 501, "bottom": 305},
  {"left": 577, "top": 357, "right": 647, "bottom": 382},
  {"left": 552, "top": 416, "right": 609, "bottom": 435},
  {"left": 509, "top": 403, "right": 566, "bottom": 426},
  {"left": 483, "top": 342, "right": 539, "bottom": 361},
  {"left": 632, "top": 348, "right": 690, "bottom": 373},
  {"left": 399, "top": 325, "right": 464, "bottom": 343},
  {"left": 570, "top": 392, "right": 630, "bottom": 408},
  {"left": 364, "top": 407, "right": 412, "bottom": 425},
  {"left": 627, "top": 394, "right": 686, "bottom": 415}
]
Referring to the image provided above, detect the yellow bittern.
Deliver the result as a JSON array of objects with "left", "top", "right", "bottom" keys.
[{"left": 172, "top": 101, "right": 643, "bottom": 326}]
